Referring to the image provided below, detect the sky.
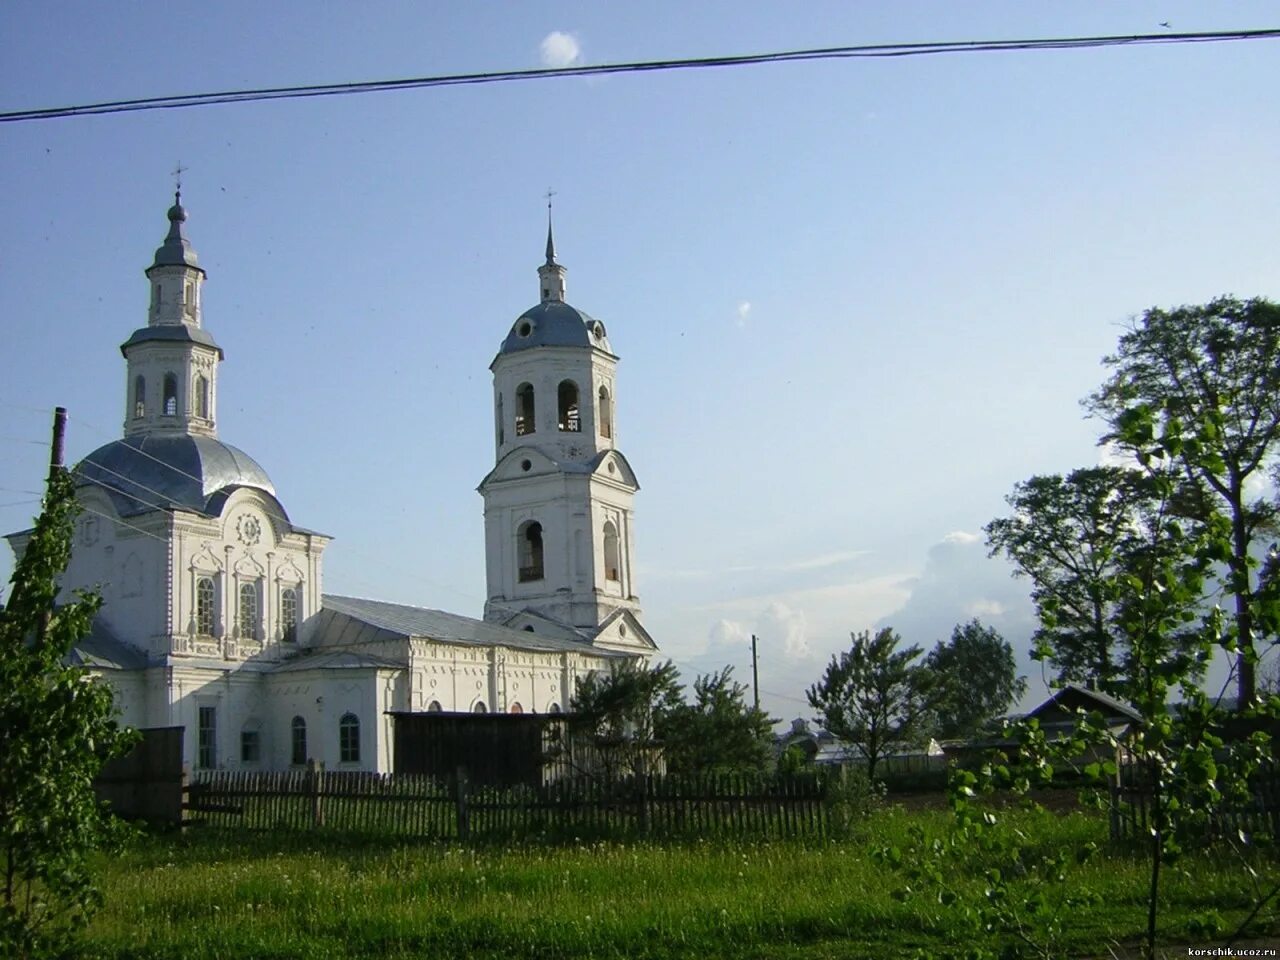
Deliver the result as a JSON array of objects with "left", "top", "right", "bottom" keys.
[{"left": 2, "top": 2, "right": 1278, "bottom": 724}]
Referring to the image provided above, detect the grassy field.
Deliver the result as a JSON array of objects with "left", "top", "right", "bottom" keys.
[{"left": 83, "top": 807, "right": 1278, "bottom": 959}]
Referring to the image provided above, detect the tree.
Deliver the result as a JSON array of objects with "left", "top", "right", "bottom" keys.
[
  {"left": 806, "top": 627, "right": 936, "bottom": 781},
  {"left": 658, "top": 667, "right": 776, "bottom": 777},
  {"left": 1, "top": 465, "right": 136, "bottom": 958},
  {"left": 566, "top": 659, "right": 682, "bottom": 778},
  {"left": 1089, "top": 296, "right": 1280, "bottom": 707},
  {"left": 924, "top": 619, "right": 1026, "bottom": 740},
  {"left": 985, "top": 466, "right": 1205, "bottom": 697}
]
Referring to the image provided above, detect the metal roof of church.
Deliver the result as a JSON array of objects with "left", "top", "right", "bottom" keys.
[
  {"left": 75, "top": 434, "right": 278, "bottom": 517},
  {"left": 496, "top": 300, "right": 613, "bottom": 356},
  {"left": 320, "top": 594, "right": 629, "bottom": 656}
]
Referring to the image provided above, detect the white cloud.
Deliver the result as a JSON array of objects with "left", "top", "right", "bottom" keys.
[
  {"left": 540, "top": 31, "right": 582, "bottom": 68},
  {"left": 942, "top": 530, "right": 981, "bottom": 545},
  {"left": 735, "top": 301, "right": 751, "bottom": 328},
  {"left": 759, "top": 601, "right": 810, "bottom": 660},
  {"left": 966, "top": 599, "right": 1007, "bottom": 618}
]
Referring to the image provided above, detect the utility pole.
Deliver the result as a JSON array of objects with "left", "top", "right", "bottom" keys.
[
  {"left": 49, "top": 406, "right": 67, "bottom": 478},
  {"left": 35, "top": 406, "right": 68, "bottom": 644},
  {"left": 751, "top": 634, "right": 760, "bottom": 713}
]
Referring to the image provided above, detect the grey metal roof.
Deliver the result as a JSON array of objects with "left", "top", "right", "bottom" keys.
[
  {"left": 148, "top": 194, "right": 203, "bottom": 272},
  {"left": 319, "top": 594, "right": 630, "bottom": 657},
  {"left": 120, "top": 324, "right": 223, "bottom": 358},
  {"left": 496, "top": 301, "right": 614, "bottom": 357},
  {"left": 75, "top": 435, "right": 279, "bottom": 518},
  {"left": 68, "top": 617, "right": 151, "bottom": 670}
]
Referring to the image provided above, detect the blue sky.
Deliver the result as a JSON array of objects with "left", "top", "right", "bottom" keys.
[{"left": 2, "top": 2, "right": 1278, "bottom": 721}]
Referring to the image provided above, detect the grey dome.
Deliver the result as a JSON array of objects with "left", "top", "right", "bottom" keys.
[
  {"left": 76, "top": 435, "right": 278, "bottom": 518},
  {"left": 148, "top": 194, "right": 203, "bottom": 272},
  {"left": 497, "top": 301, "right": 613, "bottom": 356}
]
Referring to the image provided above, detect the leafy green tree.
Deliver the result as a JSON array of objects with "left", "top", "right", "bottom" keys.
[
  {"left": 1, "top": 467, "right": 136, "bottom": 959},
  {"left": 658, "top": 666, "right": 776, "bottom": 777},
  {"left": 985, "top": 466, "right": 1205, "bottom": 697},
  {"left": 806, "top": 627, "right": 936, "bottom": 781},
  {"left": 1089, "top": 295, "right": 1280, "bottom": 707},
  {"left": 888, "top": 422, "right": 1279, "bottom": 959},
  {"left": 924, "top": 619, "right": 1026, "bottom": 740},
  {"left": 567, "top": 658, "right": 682, "bottom": 778}
]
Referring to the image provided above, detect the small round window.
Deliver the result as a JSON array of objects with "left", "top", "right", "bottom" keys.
[
  {"left": 521, "top": 459, "right": 532, "bottom": 472},
  {"left": 619, "top": 624, "right": 628, "bottom": 638},
  {"left": 607, "top": 461, "right": 616, "bottom": 474},
  {"left": 517, "top": 321, "right": 533, "bottom": 338},
  {"left": 592, "top": 323, "right": 605, "bottom": 341}
]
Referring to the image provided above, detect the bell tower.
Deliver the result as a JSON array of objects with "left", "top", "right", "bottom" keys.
[
  {"left": 122, "top": 190, "right": 222, "bottom": 439},
  {"left": 478, "top": 217, "right": 642, "bottom": 634}
]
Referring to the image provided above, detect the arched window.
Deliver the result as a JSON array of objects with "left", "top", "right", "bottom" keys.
[
  {"left": 515, "top": 383, "right": 536, "bottom": 436},
  {"left": 196, "top": 577, "right": 215, "bottom": 636},
  {"left": 133, "top": 376, "right": 146, "bottom": 419},
  {"left": 427, "top": 700, "right": 443, "bottom": 713},
  {"left": 598, "top": 386, "right": 612, "bottom": 439},
  {"left": 472, "top": 701, "right": 488, "bottom": 714},
  {"left": 558, "top": 380, "right": 580, "bottom": 432},
  {"left": 238, "top": 582, "right": 258, "bottom": 640},
  {"left": 280, "top": 587, "right": 298, "bottom": 643},
  {"left": 151, "top": 282, "right": 161, "bottom": 310},
  {"left": 523, "top": 625, "right": 535, "bottom": 632},
  {"left": 548, "top": 703, "right": 562, "bottom": 714},
  {"left": 509, "top": 703, "right": 524, "bottom": 714},
  {"left": 193, "top": 374, "right": 209, "bottom": 420},
  {"left": 518, "top": 521, "right": 544, "bottom": 582},
  {"left": 163, "top": 373, "right": 178, "bottom": 416},
  {"left": 339, "top": 713, "right": 360, "bottom": 763},
  {"left": 291, "top": 716, "right": 307, "bottom": 765},
  {"left": 603, "top": 521, "right": 621, "bottom": 582},
  {"left": 496, "top": 394, "right": 505, "bottom": 446}
]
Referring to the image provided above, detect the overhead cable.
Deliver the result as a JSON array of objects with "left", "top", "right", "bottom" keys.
[{"left": 2, "top": 29, "right": 1277, "bottom": 123}]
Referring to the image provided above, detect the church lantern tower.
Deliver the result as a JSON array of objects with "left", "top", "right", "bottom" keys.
[
  {"left": 478, "top": 218, "right": 642, "bottom": 633},
  {"left": 123, "top": 190, "right": 221, "bottom": 439}
]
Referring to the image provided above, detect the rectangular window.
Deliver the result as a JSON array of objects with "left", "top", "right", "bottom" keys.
[
  {"left": 197, "top": 706, "right": 217, "bottom": 770},
  {"left": 240, "top": 729, "right": 260, "bottom": 764}
]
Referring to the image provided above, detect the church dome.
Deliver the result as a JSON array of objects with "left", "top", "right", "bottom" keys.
[
  {"left": 76, "top": 435, "right": 278, "bottom": 518},
  {"left": 497, "top": 301, "right": 613, "bottom": 356}
]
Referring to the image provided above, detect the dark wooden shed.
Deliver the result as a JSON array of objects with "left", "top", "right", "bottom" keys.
[{"left": 390, "top": 711, "right": 572, "bottom": 787}]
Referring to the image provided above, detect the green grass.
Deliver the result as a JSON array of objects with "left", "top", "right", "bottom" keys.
[{"left": 82, "top": 808, "right": 1279, "bottom": 959}]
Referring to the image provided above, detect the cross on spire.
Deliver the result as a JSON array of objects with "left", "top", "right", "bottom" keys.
[{"left": 172, "top": 162, "right": 188, "bottom": 201}]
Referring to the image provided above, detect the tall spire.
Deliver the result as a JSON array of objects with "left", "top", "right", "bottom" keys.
[
  {"left": 545, "top": 189, "right": 558, "bottom": 264},
  {"left": 537, "top": 190, "right": 566, "bottom": 303}
]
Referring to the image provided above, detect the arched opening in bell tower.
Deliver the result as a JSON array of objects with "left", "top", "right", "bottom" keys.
[
  {"left": 163, "top": 373, "right": 178, "bottom": 416},
  {"left": 518, "top": 521, "right": 545, "bottom": 582},
  {"left": 558, "top": 380, "right": 580, "bottom": 432},
  {"left": 515, "top": 383, "right": 536, "bottom": 436},
  {"left": 598, "top": 386, "right": 612, "bottom": 439},
  {"left": 133, "top": 376, "right": 146, "bottom": 419},
  {"left": 603, "top": 521, "right": 621, "bottom": 582}
]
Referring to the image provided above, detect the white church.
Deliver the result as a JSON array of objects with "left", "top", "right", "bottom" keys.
[{"left": 5, "top": 193, "right": 657, "bottom": 773}]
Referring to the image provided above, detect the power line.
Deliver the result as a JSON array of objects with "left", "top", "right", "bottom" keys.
[{"left": 3, "top": 29, "right": 1277, "bottom": 123}]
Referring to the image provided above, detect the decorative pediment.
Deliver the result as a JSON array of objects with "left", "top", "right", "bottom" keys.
[
  {"left": 478, "top": 446, "right": 561, "bottom": 489},
  {"left": 233, "top": 552, "right": 266, "bottom": 579},
  {"left": 591, "top": 608, "right": 657, "bottom": 652},
  {"left": 590, "top": 451, "right": 640, "bottom": 489},
  {"left": 275, "top": 556, "right": 305, "bottom": 584},
  {"left": 190, "top": 543, "right": 223, "bottom": 572}
]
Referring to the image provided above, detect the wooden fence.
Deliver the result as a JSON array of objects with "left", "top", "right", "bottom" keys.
[
  {"left": 187, "top": 766, "right": 829, "bottom": 840},
  {"left": 1109, "top": 763, "right": 1280, "bottom": 841}
]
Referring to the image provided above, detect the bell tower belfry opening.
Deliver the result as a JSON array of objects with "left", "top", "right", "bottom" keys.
[{"left": 478, "top": 214, "right": 643, "bottom": 636}]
